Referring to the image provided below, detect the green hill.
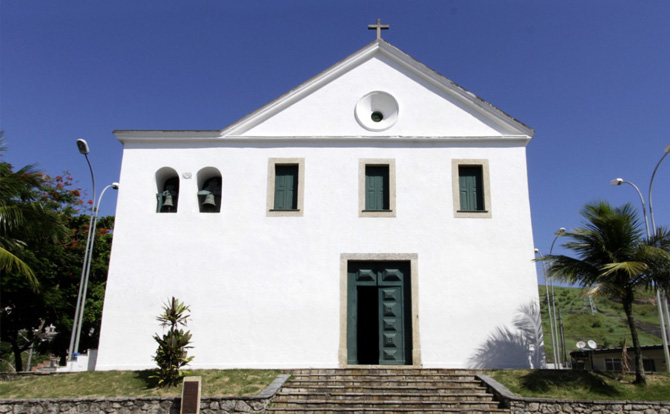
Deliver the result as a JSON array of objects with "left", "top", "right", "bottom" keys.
[{"left": 538, "top": 285, "right": 666, "bottom": 363}]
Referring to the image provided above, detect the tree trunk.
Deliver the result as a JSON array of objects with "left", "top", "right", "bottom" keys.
[
  {"left": 8, "top": 331, "right": 36, "bottom": 373},
  {"left": 622, "top": 289, "right": 646, "bottom": 385},
  {"left": 11, "top": 341, "right": 23, "bottom": 373}
]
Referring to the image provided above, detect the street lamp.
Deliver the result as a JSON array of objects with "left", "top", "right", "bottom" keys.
[
  {"left": 648, "top": 144, "right": 670, "bottom": 232},
  {"left": 68, "top": 139, "right": 96, "bottom": 364},
  {"left": 73, "top": 182, "right": 119, "bottom": 355},
  {"left": 610, "top": 178, "right": 651, "bottom": 238},
  {"left": 648, "top": 143, "right": 670, "bottom": 373},
  {"left": 535, "top": 247, "right": 558, "bottom": 369},
  {"left": 611, "top": 177, "right": 670, "bottom": 373},
  {"left": 535, "top": 227, "right": 566, "bottom": 369},
  {"left": 549, "top": 227, "right": 566, "bottom": 368},
  {"left": 610, "top": 144, "right": 670, "bottom": 373}
]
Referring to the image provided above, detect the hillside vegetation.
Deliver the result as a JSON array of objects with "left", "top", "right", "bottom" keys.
[{"left": 539, "top": 285, "right": 664, "bottom": 363}]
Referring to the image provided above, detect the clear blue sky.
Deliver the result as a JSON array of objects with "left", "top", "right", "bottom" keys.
[{"left": 3, "top": 1, "right": 670, "bottom": 282}]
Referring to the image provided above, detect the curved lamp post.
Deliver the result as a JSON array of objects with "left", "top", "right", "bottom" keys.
[
  {"left": 549, "top": 227, "right": 566, "bottom": 368},
  {"left": 610, "top": 178, "right": 651, "bottom": 238},
  {"left": 68, "top": 139, "right": 120, "bottom": 369},
  {"left": 535, "top": 247, "right": 558, "bottom": 369},
  {"left": 73, "top": 182, "right": 119, "bottom": 355},
  {"left": 610, "top": 143, "right": 670, "bottom": 373},
  {"left": 648, "top": 144, "right": 670, "bottom": 232},
  {"left": 535, "top": 227, "right": 566, "bottom": 369},
  {"left": 650, "top": 145, "right": 670, "bottom": 360},
  {"left": 68, "top": 139, "right": 96, "bottom": 364}
]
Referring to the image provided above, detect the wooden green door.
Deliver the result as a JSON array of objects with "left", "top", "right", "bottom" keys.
[{"left": 347, "top": 261, "right": 411, "bottom": 365}]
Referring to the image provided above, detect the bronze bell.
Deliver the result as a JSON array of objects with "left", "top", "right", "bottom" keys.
[
  {"left": 163, "top": 193, "right": 174, "bottom": 208},
  {"left": 203, "top": 193, "right": 217, "bottom": 207}
]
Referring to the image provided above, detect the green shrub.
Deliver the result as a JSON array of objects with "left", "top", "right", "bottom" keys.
[{"left": 152, "top": 297, "right": 194, "bottom": 388}]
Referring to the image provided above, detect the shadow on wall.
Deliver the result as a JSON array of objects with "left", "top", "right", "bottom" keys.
[{"left": 468, "top": 301, "right": 546, "bottom": 369}]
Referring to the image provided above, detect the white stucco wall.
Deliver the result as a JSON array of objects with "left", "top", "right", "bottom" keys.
[
  {"left": 96, "top": 139, "right": 539, "bottom": 370},
  {"left": 242, "top": 55, "right": 510, "bottom": 137},
  {"left": 96, "top": 42, "right": 540, "bottom": 370}
]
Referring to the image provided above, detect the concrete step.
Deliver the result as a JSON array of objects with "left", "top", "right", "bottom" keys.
[
  {"left": 267, "top": 409, "right": 507, "bottom": 414},
  {"left": 269, "top": 368, "right": 503, "bottom": 414},
  {"left": 271, "top": 400, "right": 500, "bottom": 409},
  {"left": 286, "top": 379, "right": 484, "bottom": 388},
  {"left": 289, "top": 368, "right": 481, "bottom": 376},
  {"left": 285, "top": 376, "right": 483, "bottom": 382},
  {"left": 280, "top": 386, "right": 489, "bottom": 394},
  {"left": 276, "top": 391, "right": 496, "bottom": 402}
]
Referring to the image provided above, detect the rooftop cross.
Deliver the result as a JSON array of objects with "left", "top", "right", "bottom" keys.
[{"left": 368, "top": 18, "right": 389, "bottom": 40}]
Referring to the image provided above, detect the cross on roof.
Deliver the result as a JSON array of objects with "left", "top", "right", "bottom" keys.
[{"left": 368, "top": 18, "right": 389, "bottom": 40}]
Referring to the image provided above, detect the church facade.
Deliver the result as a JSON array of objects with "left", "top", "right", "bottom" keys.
[{"left": 96, "top": 39, "right": 542, "bottom": 370}]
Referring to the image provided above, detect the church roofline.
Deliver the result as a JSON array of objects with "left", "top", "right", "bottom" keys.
[
  {"left": 377, "top": 40, "right": 535, "bottom": 137},
  {"left": 218, "top": 40, "right": 383, "bottom": 136},
  {"left": 114, "top": 39, "right": 535, "bottom": 142},
  {"left": 113, "top": 130, "right": 221, "bottom": 143},
  {"left": 113, "top": 130, "right": 531, "bottom": 146},
  {"left": 217, "top": 39, "right": 535, "bottom": 138}
]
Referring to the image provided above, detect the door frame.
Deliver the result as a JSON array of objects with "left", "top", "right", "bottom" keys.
[{"left": 339, "top": 253, "right": 421, "bottom": 367}]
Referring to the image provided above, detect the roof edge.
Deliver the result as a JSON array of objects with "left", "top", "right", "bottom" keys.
[
  {"left": 376, "top": 40, "right": 535, "bottom": 137},
  {"left": 217, "top": 39, "right": 534, "bottom": 138},
  {"left": 219, "top": 40, "right": 382, "bottom": 136},
  {"left": 114, "top": 132, "right": 531, "bottom": 145},
  {"left": 114, "top": 130, "right": 220, "bottom": 143}
]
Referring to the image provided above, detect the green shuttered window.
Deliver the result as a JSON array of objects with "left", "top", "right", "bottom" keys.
[
  {"left": 274, "top": 165, "right": 298, "bottom": 210},
  {"left": 365, "top": 165, "right": 390, "bottom": 211},
  {"left": 458, "top": 165, "right": 484, "bottom": 211}
]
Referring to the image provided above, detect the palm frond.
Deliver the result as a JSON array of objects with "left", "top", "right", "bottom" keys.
[
  {"left": 0, "top": 205, "right": 26, "bottom": 235},
  {"left": 0, "top": 246, "right": 38, "bottom": 290},
  {"left": 601, "top": 261, "right": 648, "bottom": 277},
  {"left": 545, "top": 254, "right": 599, "bottom": 286}
]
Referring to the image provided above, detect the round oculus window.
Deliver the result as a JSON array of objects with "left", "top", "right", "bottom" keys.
[
  {"left": 371, "top": 111, "right": 384, "bottom": 122},
  {"left": 354, "top": 91, "right": 399, "bottom": 131}
]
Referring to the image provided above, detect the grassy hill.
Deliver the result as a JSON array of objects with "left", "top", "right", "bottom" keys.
[{"left": 538, "top": 285, "right": 665, "bottom": 363}]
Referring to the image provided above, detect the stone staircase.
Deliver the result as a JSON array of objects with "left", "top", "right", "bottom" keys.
[
  {"left": 31, "top": 358, "right": 59, "bottom": 373},
  {"left": 267, "top": 368, "right": 507, "bottom": 414}
]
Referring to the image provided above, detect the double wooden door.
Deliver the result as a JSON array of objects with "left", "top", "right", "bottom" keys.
[{"left": 347, "top": 261, "right": 412, "bottom": 365}]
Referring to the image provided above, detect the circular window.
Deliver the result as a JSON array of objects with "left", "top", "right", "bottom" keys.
[{"left": 355, "top": 91, "right": 399, "bottom": 131}]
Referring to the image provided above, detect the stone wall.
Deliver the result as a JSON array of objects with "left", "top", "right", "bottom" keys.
[
  {"left": 0, "top": 396, "right": 269, "bottom": 414},
  {"left": 0, "top": 374, "right": 289, "bottom": 414},
  {"left": 509, "top": 399, "right": 670, "bottom": 414},
  {"left": 478, "top": 374, "right": 670, "bottom": 414}
]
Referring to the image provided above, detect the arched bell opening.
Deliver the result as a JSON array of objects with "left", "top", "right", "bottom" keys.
[
  {"left": 197, "top": 168, "right": 222, "bottom": 213},
  {"left": 156, "top": 168, "right": 179, "bottom": 213}
]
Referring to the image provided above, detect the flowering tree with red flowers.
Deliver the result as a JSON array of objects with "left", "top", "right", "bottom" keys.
[{"left": 0, "top": 145, "right": 114, "bottom": 371}]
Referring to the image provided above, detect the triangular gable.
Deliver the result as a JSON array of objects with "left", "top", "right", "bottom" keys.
[{"left": 219, "top": 40, "right": 534, "bottom": 139}]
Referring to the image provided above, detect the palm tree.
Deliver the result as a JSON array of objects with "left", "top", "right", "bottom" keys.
[
  {"left": 0, "top": 140, "right": 66, "bottom": 289},
  {"left": 0, "top": 163, "right": 44, "bottom": 288},
  {"left": 543, "top": 201, "right": 670, "bottom": 385},
  {"left": 0, "top": 138, "right": 72, "bottom": 371}
]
